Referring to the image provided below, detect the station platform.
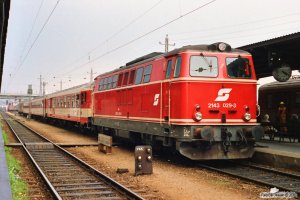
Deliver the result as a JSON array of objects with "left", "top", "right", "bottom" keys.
[
  {"left": 0, "top": 129, "right": 12, "bottom": 200},
  {"left": 252, "top": 139, "right": 300, "bottom": 171}
]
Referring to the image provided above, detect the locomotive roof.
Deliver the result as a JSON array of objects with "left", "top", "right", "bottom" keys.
[
  {"left": 259, "top": 78, "right": 300, "bottom": 91},
  {"left": 125, "top": 52, "right": 163, "bottom": 66},
  {"left": 164, "top": 43, "right": 249, "bottom": 57},
  {"left": 95, "top": 43, "right": 250, "bottom": 79}
]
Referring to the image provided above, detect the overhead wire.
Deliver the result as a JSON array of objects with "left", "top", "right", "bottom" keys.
[
  {"left": 171, "top": 12, "right": 300, "bottom": 37},
  {"left": 54, "top": 0, "right": 217, "bottom": 79},
  {"left": 51, "top": 0, "right": 164, "bottom": 81},
  {"left": 175, "top": 19, "right": 300, "bottom": 42},
  {"left": 52, "top": 0, "right": 294, "bottom": 90},
  {"left": 6, "top": 0, "right": 61, "bottom": 92},
  {"left": 18, "top": 0, "right": 45, "bottom": 65},
  {"left": 199, "top": 26, "right": 300, "bottom": 46},
  {"left": 14, "top": 0, "right": 61, "bottom": 75}
]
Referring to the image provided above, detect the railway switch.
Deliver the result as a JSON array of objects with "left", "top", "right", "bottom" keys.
[{"left": 134, "top": 145, "right": 153, "bottom": 176}]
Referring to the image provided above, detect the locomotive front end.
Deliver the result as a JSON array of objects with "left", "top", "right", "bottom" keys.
[{"left": 170, "top": 43, "right": 263, "bottom": 160}]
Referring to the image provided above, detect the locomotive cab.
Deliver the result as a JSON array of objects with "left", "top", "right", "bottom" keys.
[{"left": 163, "top": 42, "right": 262, "bottom": 159}]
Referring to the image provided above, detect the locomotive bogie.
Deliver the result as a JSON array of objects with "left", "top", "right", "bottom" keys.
[{"left": 178, "top": 141, "right": 254, "bottom": 160}]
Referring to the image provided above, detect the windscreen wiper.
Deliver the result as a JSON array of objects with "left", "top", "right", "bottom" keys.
[{"left": 196, "top": 53, "right": 212, "bottom": 72}]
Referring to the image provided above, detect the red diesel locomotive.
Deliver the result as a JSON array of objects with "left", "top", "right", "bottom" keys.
[{"left": 93, "top": 42, "right": 261, "bottom": 160}]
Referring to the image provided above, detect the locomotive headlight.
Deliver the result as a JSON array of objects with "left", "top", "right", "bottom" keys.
[
  {"left": 194, "top": 112, "right": 202, "bottom": 121},
  {"left": 244, "top": 112, "right": 251, "bottom": 121},
  {"left": 218, "top": 42, "right": 227, "bottom": 51}
]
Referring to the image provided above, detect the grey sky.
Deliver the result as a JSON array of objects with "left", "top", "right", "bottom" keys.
[{"left": 2, "top": 0, "right": 300, "bottom": 94}]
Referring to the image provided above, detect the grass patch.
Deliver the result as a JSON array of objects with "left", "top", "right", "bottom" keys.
[
  {"left": 2, "top": 131, "right": 28, "bottom": 200},
  {"left": 2, "top": 130, "right": 8, "bottom": 144}
]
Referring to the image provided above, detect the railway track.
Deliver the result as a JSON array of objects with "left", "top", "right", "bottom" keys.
[
  {"left": 198, "top": 160, "right": 300, "bottom": 195},
  {"left": 2, "top": 113, "right": 144, "bottom": 200}
]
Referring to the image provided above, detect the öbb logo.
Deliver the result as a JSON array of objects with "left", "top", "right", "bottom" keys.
[
  {"left": 215, "top": 88, "right": 232, "bottom": 101},
  {"left": 153, "top": 94, "right": 160, "bottom": 106}
]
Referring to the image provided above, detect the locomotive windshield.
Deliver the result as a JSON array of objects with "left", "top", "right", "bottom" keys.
[
  {"left": 226, "top": 57, "right": 252, "bottom": 78},
  {"left": 190, "top": 56, "right": 218, "bottom": 77}
]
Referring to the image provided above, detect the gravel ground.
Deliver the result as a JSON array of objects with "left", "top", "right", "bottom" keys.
[{"left": 7, "top": 114, "right": 269, "bottom": 200}]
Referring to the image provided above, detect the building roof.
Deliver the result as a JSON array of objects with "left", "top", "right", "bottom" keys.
[
  {"left": 0, "top": 0, "right": 10, "bottom": 91},
  {"left": 239, "top": 32, "right": 300, "bottom": 78}
]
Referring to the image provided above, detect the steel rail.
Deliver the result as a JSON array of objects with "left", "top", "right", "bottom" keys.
[
  {"left": 198, "top": 160, "right": 300, "bottom": 194},
  {"left": 2, "top": 113, "right": 62, "bottom": 199},
  {"left": 2, "top": 113, "right": 144, "bottom": 200}
]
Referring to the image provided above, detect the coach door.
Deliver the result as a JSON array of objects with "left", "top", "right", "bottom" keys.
[
  {"left": 42, "top": 99, "right": 45, "bottom": 117},
  {"left": 80, "top": 92, "right": 86, "bottom": 120}
]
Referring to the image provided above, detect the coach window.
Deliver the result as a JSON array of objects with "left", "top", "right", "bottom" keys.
[
  {"left": 190, "top": 56, "right": 218, "bottom": 77},
  {"left": 166, "top": 60, "right": 172, "bottom": 79},
  {"left": 81, "top": 92, "right": 86, "bottom": 104},
  {"left": 129, "top": 70, "right": 135, "bottom": 85},
  {"left": 76, "top": 94, "right": 80, "bottom": 107},
  {"left": 143, "top": 65, "right": 152, "bottom": 83},
  {"left": 107, "top": 76, "right": 112, "bottom": 89},
  {"left": 117, "top": 73, "right": 123, "bottom": 87},
  {"left": 72, "top": 96, "right": 75, "bottom": 108},
  {"left": 226, "top": 57, "right": 252, "bottom": 78},
  {"left": 67, "top": 96, "right": 71, "bottom": 108},
  {"left": 64, "top": 96, "right": 67, "bottom": 108},
  {"left": 98, "top": 79, "right": 103, "bottom": 91},
  {"left": 135, "top": 67, "right": 143, "bottom": 84},
  {"left": 174, "top": 56, "right": 182, "bottom": 78},
  {"left": 103, "top": 78, "right": 108, "bottom": 90},
  {"left": 112, "top": 75, "right": 118, "bottom": 88},
  {"left": 123, "top": 72, "right": 129, "bottom": 86}
]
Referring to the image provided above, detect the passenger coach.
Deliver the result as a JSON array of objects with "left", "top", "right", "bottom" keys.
[
  {"left": 45, "top": 83, "right": 93, "bottom": 128},
  {"left": 18, "top": 83, "right": 93, "bottom": 130},
  {"left": 92, "top": 42, "right": 261, "bottom": 160}
]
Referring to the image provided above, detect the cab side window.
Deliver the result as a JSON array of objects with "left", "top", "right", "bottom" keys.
[
  {"left": 174, "top": 56, "right": 182, "bottom": 78},
  {"left": 135, "top": 67, "right": 143, "bottom": 84},
  {"left": 143, "top": 65, "right": 152, "bottom": 83},
  {"left": 166, "top": 60, "right": 172, "bottom": 79}
]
